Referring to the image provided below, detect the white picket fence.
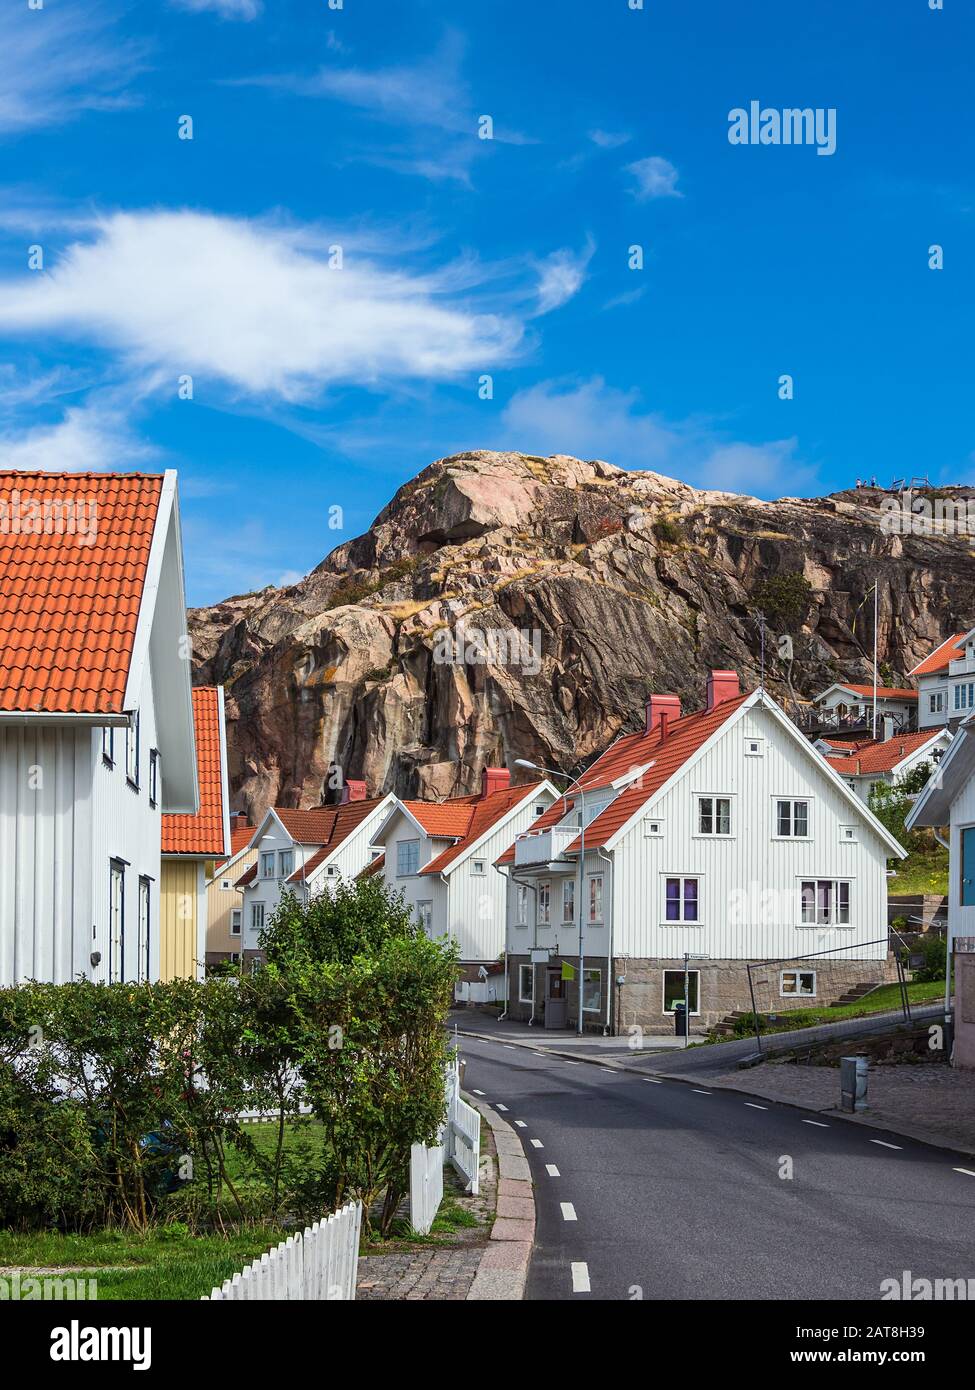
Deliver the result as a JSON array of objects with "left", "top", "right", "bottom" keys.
[
  {"left": 408, "top": 1057, "right": 481, "bottom": 1233},
  {"left": 204, "top": 1200, "right": 361, "bottom": 1301},
  {"left": 409, "top": 1136, "right": 445, "bottom": 1236}
]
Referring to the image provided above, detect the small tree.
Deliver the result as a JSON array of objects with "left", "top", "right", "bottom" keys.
[
  {"left": 869, "top": 763, "right": 933, "bottom": 856},
  {"left": 750, "top": 572, "right": 812, "bottom": 630}
]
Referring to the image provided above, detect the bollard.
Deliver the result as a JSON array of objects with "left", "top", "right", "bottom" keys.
[{"left": 840, "top": 1054, "right": 869, "bottom": 1112}]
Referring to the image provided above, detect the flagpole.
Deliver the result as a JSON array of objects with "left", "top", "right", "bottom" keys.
[{"left": 872, "top": 580, "right": 878, "bottom": 740}]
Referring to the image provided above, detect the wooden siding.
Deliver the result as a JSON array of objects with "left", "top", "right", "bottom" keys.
[{"left": 159, "top": 858, "right": 203, "bottom": 981}]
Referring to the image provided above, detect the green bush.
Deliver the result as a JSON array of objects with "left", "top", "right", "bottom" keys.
[
  {"left": 906, "top": 934, "right": 946, "bottom": 983},
  {"left": 750, "top": 572, "right": 812, "bottom": 629}
]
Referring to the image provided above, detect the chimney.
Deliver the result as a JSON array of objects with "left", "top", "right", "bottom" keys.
[
  {"left": 229, "top": 811, "right": 250, "bottom": 830},
  {"left": 481, "top": 766, "right": 511, "bottom": 799},
  {"left": 339, "top": 779, "right": 368, "bottom": 804},
  {"left": 882, "top": 715, "right": 895, "bottom": 743},
  {"left": 706, "top": 670, "right": 740, "bottom": 712},
  {"left": 645, "top": 693, "right": 682, "bottom": 735}
]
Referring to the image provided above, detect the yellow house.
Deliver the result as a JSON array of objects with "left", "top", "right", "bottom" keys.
[
  {"left": 159, "top": 686, "right": 231, "bottom": 980},
  {"left": 205, "top": 814, "right": 258, "bottom": 968}
]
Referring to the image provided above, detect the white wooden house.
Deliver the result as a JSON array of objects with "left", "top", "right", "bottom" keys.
[
  {"left": 239, "top": 783, "right": 396, "bottom": 962},
  {"left": 372, "top": 769, "right": 557, "bottom": 977},
  {"left": 811, "top": 682, "right": 917, "bottom": 733},
  {"left": 911, "top": 631, "right": 975, "bottom": 730},
  {"left": 497, "top": 671, "right": 905, "bottom": 1034},
  {"left": 0, "top": 470, "right": 198, "bottom": 986},
  {"left": 814, "top": 725, "right": 951, "bottom": 803}
]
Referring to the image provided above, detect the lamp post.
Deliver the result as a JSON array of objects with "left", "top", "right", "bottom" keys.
[{"left": 516, "top": 758, "right": 587, "bottom": 1035}]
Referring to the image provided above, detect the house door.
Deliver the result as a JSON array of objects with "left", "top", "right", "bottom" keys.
[
  {"left": 109, "top": 861, "right": 125, "bottom": 983},
  {"left": 962, "top": 828, "right": 975, "bottom": 906},
  {"left": 545, "top": 967, "right": 568, "bottom": 1029}
]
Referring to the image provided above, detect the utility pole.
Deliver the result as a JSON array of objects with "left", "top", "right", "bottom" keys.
[{"left": 872, "top": 579, "right": 879, "bottom": 740}]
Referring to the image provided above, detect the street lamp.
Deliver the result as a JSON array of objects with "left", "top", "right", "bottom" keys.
[{"left": 515, "top": 758, "right": 587, "bottom": 1035}]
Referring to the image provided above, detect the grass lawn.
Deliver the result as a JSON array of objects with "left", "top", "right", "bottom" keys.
[
  {"left": 887, "top": 846, "right": 948, "bottom": 897},
  {"left": 715, "top": 979, "right": 946, "bottom": 1041}
]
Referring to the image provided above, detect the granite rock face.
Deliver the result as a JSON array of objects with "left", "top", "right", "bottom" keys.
[{"left": 188, "top": 450, "right": 975, "bottom": 822}]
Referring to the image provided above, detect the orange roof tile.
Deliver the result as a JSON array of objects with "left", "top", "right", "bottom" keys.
[
  {"left": 236, "top": 863, "right": 257, "bottom": 888},
  {"left": 161, "top": 687, "right": 227, "bottom": 856},
  {"left": 823, "top": 729, "right": 944, "bottom": 776},
  {"left": 910, "top": 633, "right": 968, "bottom": 677},
  {"left": 496, "top": 693, "right": 751, "bottom": 863},
  {"left": 358, "top": 853, "right": 385, "bottom": 879},
  {"left": 0, "top": 471, "right": 163, "bottom": 713},
  {"left": 420, "top": 782, "right": 547, "bottom": 875},
  {"left": 285, "top": 797, "right": 389, "bottom": 881},
  {"left": 401, "top": 798, "right": 479, "bottom": 838},
  {"left": 832, "top": 684, "right": 917, "bottom": 701}
]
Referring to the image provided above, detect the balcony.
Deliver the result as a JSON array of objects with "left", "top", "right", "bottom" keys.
[
  {"left": 948, "top": 656, "right": 975, "bottom": 677},
  {"left": 513, "top": 823, "right": 578, "bottom": 867}
]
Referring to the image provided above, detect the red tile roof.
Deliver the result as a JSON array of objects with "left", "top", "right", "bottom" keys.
[
  {"left": 285, "top": 797, "right": 389, "bottom": 881},
  {"left": 161, "top": 687, "right": 227, "bottom": 856},
  {"left": 831, "top": 684, "right": 917, "bottom": 701},
  {"left": 419, "top": 782, "right": 547, "bottom": 875},
  {"left": 822, "top": 729, "right": 944, "bottom": 776},
  {"left": 0, "top": 471, "right": 163, "bottom": 713},
  {"left": 236, "top": 863, "right": 257, "bottom": 888},
  {"left": 357, "top": 853, "right": 385, "bottom": 879},
  {"left": 497, "top": 693, "right": 751, "bottom": 863},
  {"left": 910, "top": 633, "right": 967, "bottom": 677},
  {"left": 400, "top": 798, "right": 480, "bottom": 837}
]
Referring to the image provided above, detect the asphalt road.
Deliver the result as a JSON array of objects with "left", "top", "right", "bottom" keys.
[{"left": 460, "top": 1034, "right": 975, "bottom": 1301}]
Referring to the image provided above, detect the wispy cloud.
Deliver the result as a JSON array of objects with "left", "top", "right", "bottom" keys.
[
  {"left": 626, "top": 156, "right": 682, "bottom": 201},
  {"left": 500, "top": 376, "right": 815, "bottom": 496},
  {"left": 0, "top": 397, "right": 157, "bottom": 472},
  {"left": 0, "top": 209, "right": 525, "bottom": 400},
  {"left": 171, "top": 0, "right": 262, "bottom": 18},
  {"left": 589, "top": 129, "right": 630, "bottom": 150},
  {"left": 532, "top": 241, "right": 595, "bottom": 316},
  {"left": 0, "top": 3, "right": 147, "bottom": 135}
]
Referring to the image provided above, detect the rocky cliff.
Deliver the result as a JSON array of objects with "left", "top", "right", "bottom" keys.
[{"left": 188, "top": 451, "right": 975, "bottom": 822}]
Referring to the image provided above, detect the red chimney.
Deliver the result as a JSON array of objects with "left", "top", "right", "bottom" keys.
[
  {"left": 646, "top": 694, "right": 681, "bottom": 735},
  {"left": 229, "top": 811, "right": 250, "bottom": 830},
  {"left": 340, "top": 779, "right": 368, "bottom": 804},
  {"left": 481, "top": 766, "right": 511, "bottom": 799},
  {"left": 706, "top": 670, "right": 740, "bottom": 711}
]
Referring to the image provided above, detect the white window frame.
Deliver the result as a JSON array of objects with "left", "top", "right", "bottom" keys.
[
  {"left": 588, "top": 874, "right": 603, "bottom": 924},
  {"left": 930, "top": 691, "right": 946, "bottom": 714},
  {"left": 662, "top": 874, "right": 701, "bottom": 925},
  {"left": 798, "top": 878, "right": 851, "bottom": 927},
  {"left": 102, "top": 725, "right": 114, "bottom": 766},
  {"left": 397, "top": 838, "right": 420, "bottom": 876},
  {"left": 744, "top": 736, "right": 764, "bottom": 757},
  {"left": 780, "top": 969, "right": 816, "bottom": 998},
  {"left": 774, "top": 797, "right": 810, "bottom": 839},
  {"left": 538, "top": 880, "right": 551, "bottom": 925},
  {"left": 516, "top": 884, "right": 529, "bottom": 927},
  {"left": 279, "top": 849, "right": 294, "bottom": 879},
  {"left": 148, "top": 748, "right": 159, "bottom": 808},
  {"left": 839, "top": 824, "right": 857, "bottom": 844},
  {"left": 562, "top": 878, "right": 575, "bottom": 924},
  {"left": 221, "top": 879, "right": 231, "bottom": 891},
  {"left": 260, "top": 851, "right": 276, "bottom": 879},
  {"left": 582, "top": 968, "right": 601, "bottom": 1013},
  {"left": 137, "top": 876, "right": 150, "bottom": 984},
  {"left": 416, "top": 900, "right": 433, "bottom": 935},
  {"left": 662, "top": 969, "right": 700, "bottom": 1016},
  {"left": 643, "top": 818, "right": 663, "bottom": 837},
  {"left": 518, "top": 964, "right": 534, "bottom": 1004},
  {"left": 696, "top": 795, "right": 732, "bottom": 837},
  {"left": 125, "top": 712, "right": 140, "bottom": 788},
  {"left": 230, "top": 908, "right": 242, "bottom": 936},
  {"left": 471, "top": 859, "right": 486, "bottom": 875},
  {"left": 251, "top": 902, "right": 265, "bottom": 932}
]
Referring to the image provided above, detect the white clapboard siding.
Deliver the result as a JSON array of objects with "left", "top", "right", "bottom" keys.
[{"left": 204, "top": 1201, "right": 361, "bottom": 1301}]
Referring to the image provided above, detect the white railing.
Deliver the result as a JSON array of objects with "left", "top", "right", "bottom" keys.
[
  {"left": 409, "top": 1137, "right": 444, "bottom": 1236},
  {"left": 204, "top": 1201, "right": 361, "bottom": 1300},
  {"left": 444, "top": 1056, "right": 481, "bottom": 1195},
  {"left": 514, "top": 823, "right": 578, "bottom": 866}
]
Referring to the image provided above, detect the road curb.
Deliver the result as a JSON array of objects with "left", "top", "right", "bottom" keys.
[{"left": 464, "top": 1093, "right": 535, "bottom": 1301}]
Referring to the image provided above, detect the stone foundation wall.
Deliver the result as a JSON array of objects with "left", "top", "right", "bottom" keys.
[
  {"left": 506, "top": 954, "right": 611, "bottom": 1032},
  {"left": 956, "top": 954, "right": 975, "bottom": 1071}
]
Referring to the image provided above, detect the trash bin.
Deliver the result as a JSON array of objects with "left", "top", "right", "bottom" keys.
[{"left": 674, "top": 1001, "right": 688, "bottom": 1038}]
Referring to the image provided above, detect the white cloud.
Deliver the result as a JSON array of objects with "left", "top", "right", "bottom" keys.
[
  {"left": 0, "top": 3, "right": 146, "bottom": 134},
  {"left": 589, "top": 129, "right": 630, "bottom": 150},
  {"left": 532, "top": 242, "right": 594, "bottom": 316},
  {"left": 500, "top": 376, "right": 815, "bottom": 496},
  {"left": 626, "top": 156, "right": 682, "bottom": 201},
  {"left": 0, "top": 209, "right": 525, "bottom": 400},
  {"left": 0, "top": 399, "right": 156, "bottom": 473},
  {"left": 171, "top": 0, "right": 262, "bottom": 18}
]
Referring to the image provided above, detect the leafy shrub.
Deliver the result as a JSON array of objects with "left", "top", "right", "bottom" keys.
[
  {"left": 750, "top": 572, "right": 812, "bottom": 629},
  {"left": 906, "top": 934, "right": 946, "bottom": 983}
]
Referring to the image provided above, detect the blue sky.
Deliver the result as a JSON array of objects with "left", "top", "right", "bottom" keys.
[{"left": 0, "top": 0, "right": 970, "bottom": 604}]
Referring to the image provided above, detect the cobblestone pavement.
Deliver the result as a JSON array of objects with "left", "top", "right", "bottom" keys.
[
  {"left": 711, "top": 1058, "right": 975, "bottom": 1153},
  {"left": 356, "top": 1128, "right": 497, "bottom": 1301}
]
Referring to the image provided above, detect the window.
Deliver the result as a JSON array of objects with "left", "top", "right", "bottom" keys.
[
  {"left": 471, "top": 859, "right": 486, "bottom": 875},
  {"left": 516, "top": 884, "right": 529, "bottom": 926},
  {"left": 260, "top": 851, "right": 275, "bottom": 879},
  {"left": 664, "top": 876, "right": 699, "bottom": 923},
  {"left": 955, "top": 683, "right": 975, "bottom": 712},
  {"left": 519, "top": 964, "right": 534, "bottom": 1003},
  {"left": 251, "top": 902, "right": 265, "bottom": 932},
  {"left": 397, "top": 839, "right": 419, "bottom": 876},
  {"left": 279, "top": 850, "right": 294, "bottom": 878},
  {"left": 644, "top": 819, "right": 662, "bottom": 837},
  {"left": 745, "top": 737, "right": 764, "bottom": 756},
  {"left": 663, "top": 970, "right": 700, "bottom": 1015},
  {"left": 562, "top": 879, "right": 575, "bottom": 923},
  {"left": 109, "top": 861, "right": 125, "bottom": 983},
  {"left": 534, "top": 803, "right": 547, "bottom": 817},
  {"left": 148, "top": 749, "right": 159, "bottom": 808},
  {"left": 416, "top": 901, "right": 433, "bottom": 935},
  {"left": 800, "top": 880, "right": 851, "bottom": 926},
  {"left": 538, "top": 881, "right": 551, "bottom": 924},
  {"left": 588, "top": 875, "right": 603, "bottom": 923},
  {"left": 698, "top": 796, "right": 731, "bottom": 835},
  {"left": 776, "top": 799, "right": 809, "bottom": 837},
  {"left": 781, "top": 970, "right": 816, "bottom": 997},
  {"left": 137, "top": 877, "right": 150, "bottom": 983},
  {"left": 230, "top": 908, "right": 242, "bottom": 936},
  {"left": 221, "top": 879, "right": 231, "bottom": 891},
  {"left": 102, "top": 726, "right": 114, "bottom": 766},
  {"left": 125, "top": 712, "right": 140, "bottom": 787},
  {"left": 582, "top": 968, "right": 601, "bottom": 1013},
  {"left": 930, "top": 691, "right": 946, "bottom": 714},
  {"left": 230, "top": 952, "right": 240, "bottom": 965},
  {"left": 839, "top": 825, "right": 857, "bottom": 843}
]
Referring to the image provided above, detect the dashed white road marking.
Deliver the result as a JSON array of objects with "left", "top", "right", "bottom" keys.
[
  {"left": 545, "top": 1164, "right": 560, "bottom": 1177},
  {"left": 564, "top": 1060, "right": 580, "bottom": 1066},
  {"left": 801, "top": 1119, "right": 829, "bottom": 1128},
  {"left": 952, "top": 1167, "right": 975, "bottom": 1177},
  {"left": 514, "top": 1120, "right": 527, "bottom": 1128},
  {"left": 870, "top": 1140, "right": 903, "bottom": 1151},
  {"left": 744, "top": 1102, "right": 768, "bottom": 1110},
  {"left": 571, "top": 1262, "right": 591, "bottom": 1293},
  {"left": 643, "top": 1078, "right": 662, "bottom": 1084},
  {"left": 495, "top": 1103, "right": 509, "bottom": 1112},
  {"left": 471, "top": 1089, "right": 485, "bottom": 1096},
  {"left": 560, "top": 1202, "right": 577, "bottom": 1222},
  {"left": 530, "top": 1138, "right": 544, "bottom": 1149},
  {"left": 503, "top": 1045, "right": 518, "bottom": 1050},
  {"left": 599, "top": 1067, "right": 616, "bottom": 1074},
  {"left": 692, "top": 1089, "right": 711, "bottom": 1096}
]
